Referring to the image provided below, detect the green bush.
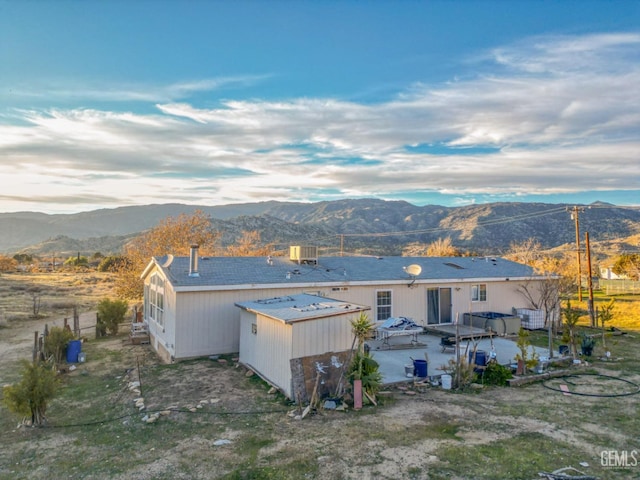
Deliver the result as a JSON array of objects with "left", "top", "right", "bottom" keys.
[
  {"left": 348, "top": 351, "right": 382, "bottom": 398},
  {"left": 97, "top": 298, "right": 129, "bottom": 335},
  {"left": 482, "top": 361, "right": 513, "bottom": 386},
  {"left": 3, "top": 359, "right": 59, "bottom": 426},
  {"left": 64, "top": 255, "right": 89, "bottom": 267},
  {"left": 44, "top": 326, "right": 75, "bottom": 364},
  {"left": 97, "top": 255, "right": 130, "bottom": 273},
  {"left": 13, "top": 253, "right": 33, "bottom": 264}
]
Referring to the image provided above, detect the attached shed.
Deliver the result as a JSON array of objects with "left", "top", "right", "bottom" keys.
[{"left": 236, "top": 293, "right": 370, "bottom": 399}]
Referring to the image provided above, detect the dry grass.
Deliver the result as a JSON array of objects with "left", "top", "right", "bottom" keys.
[
  {"left": 0, "top": 271, "right": 118, "bottom": 323},
  {"left": 571, "top": 292, "right": 640, "bottom": 331}
]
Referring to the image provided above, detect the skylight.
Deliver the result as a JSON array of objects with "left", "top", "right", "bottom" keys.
[{"left": 444, "top": 262, "right": 464, "bottom": 270}]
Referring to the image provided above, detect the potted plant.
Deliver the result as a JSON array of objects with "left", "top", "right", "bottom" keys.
[
  {"left": 558, "top": 329, "right": 570, "bottom": 356},
  {"left": 580, "top": 334, "right": 595, "bottom": 357}
]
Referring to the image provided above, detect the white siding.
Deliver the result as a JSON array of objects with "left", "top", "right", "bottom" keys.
[
  {"left": 239, "top": 310, "right": 258, "bottom": 368},
  {"left": 315, "top": 285, "right": 429, "bottom": 325},
  {"left": 291, "top": 314, "right": 356, "bottom": 358},
  {"left": 174, "top": 287, "right": 303, "bottom": 359},
  {"left": 452, "top": 281, "right": 538, "bottom": 318},
  {"left": 307, "top": 280, "right": 545, "bottom": 326},
  {"left": 164, "top": 279, "right": 546, "bottom": 361},
  {"left": 245, "top": 314, "right": 293, "bottom": 397}
]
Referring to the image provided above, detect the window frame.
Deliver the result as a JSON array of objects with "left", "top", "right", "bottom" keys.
[
  {"left": 375, "top": 289, "right": 393, "bottom": 321},
  {"left": 148, "top": 273, "right": 165, "bottom": 328},
  {"left": 471, "top": 283, "right": 487, "bottom": 302}
]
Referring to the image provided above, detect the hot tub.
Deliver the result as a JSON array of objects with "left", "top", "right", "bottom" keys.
[{"left": 463, "top": 312, "right": 521, "bottom": 335}]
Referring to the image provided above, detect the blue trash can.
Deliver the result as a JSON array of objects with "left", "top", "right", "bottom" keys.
[
  {"left": 469, "top": 350, "right": 487, "bottom": 366},
  {"left": 413, "top": 359, "right": 428, "bottom": 378},
  {"left": 66, "top": 340, "right": 82, "bottom": 363}
]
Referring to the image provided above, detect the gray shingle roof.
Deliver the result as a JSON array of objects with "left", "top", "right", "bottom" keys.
[
  {"left": 152, "top": 254, "right": 537, "bottom": 289},
  {"left": 236, "top": 293, "right": 369, "bottom": 323}
]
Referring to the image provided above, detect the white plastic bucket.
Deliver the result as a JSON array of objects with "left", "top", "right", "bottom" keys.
[
  {"left": 441, "top": 374, "right": 452, "bottom": 390},
  {"left": 404, "top": 364, "right": 414, "bottom": 377}
]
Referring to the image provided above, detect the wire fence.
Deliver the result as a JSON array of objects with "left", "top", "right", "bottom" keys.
[{"left": 600, "top": 279, "right": 640, "bottom": 295}]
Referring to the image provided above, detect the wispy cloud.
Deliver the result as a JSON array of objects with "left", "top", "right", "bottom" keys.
[
  {"left": 2, "top": 75, "right": 271, "bottom": 104},
  {"left": 1, "top": 32, "right": 639, "bottom": 213}
]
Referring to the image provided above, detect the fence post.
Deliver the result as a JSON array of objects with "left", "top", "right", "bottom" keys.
[
  {"left": 73, "top": 305, "right": 80, "bottom": 338},
  {"left": 33, "top": 331, "right": 38, "bottom": 363}
]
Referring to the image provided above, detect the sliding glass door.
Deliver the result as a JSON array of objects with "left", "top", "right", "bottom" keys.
[{"left": 427, "top": 287, "right": 452, "bottom": 324}]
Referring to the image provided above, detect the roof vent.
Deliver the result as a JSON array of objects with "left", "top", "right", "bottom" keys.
[
  {"left": 289, "top": 246, "right": 318, "bottom": 265},
  {"left": 189, "top": 244, "right": 200, "bottom": 277}
]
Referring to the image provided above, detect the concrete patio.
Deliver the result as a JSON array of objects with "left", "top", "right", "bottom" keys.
[{"left": 367, "top": 332, "right": 550, "bottom": 384}]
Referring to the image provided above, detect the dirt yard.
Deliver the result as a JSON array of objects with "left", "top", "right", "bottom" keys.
[{"left": 1, "top": 272, "right": 639, "bottom": 479}]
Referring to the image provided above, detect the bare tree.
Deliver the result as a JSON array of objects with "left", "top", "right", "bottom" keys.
[
  {"left": 224, "top": 230, "right": 274, "bottom": 257},
  {"left": 512, "top": 240, "right": 577, "bottom": 342},
  {"left": 504, "top": 238, "right": 542, "bottom": 266},
  {"left": 516, "top": 276, "right": 563, "bottom": 330},
  {"left": 27, "top": 287, "right": 42, "bottom": 318}
]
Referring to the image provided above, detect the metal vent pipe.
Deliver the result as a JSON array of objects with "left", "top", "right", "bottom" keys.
[{"left": 189, "top": 244, "right": 199, "bottom": 277}]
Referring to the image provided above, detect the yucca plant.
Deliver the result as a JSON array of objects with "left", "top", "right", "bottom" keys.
[
  {"left": 348, "top": 312, "right": 381, "bottom": 400},
  {"left": 351, "top": 312, "right": 374, "bottom": 353}
]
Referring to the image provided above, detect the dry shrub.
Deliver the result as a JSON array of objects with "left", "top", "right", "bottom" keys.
[{"left": 50, "top": 301, "right": 76, "bottom": 310}]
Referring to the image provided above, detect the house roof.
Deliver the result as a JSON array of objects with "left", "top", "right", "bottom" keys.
[
  {"left": 145, "top": 254, "right": 539, "bottom": 291},
  {"left": 236, "top": 293, "right": 369, "bottom": 323}
]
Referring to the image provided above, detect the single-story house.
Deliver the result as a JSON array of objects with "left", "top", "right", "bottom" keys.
[
  {"left": 141, "top": 245, "right": 549, "bottom": 364},
  {"left": 600, "top": 266, "right": 626, "bottom": 280},
  {"left": 236, "top": 293, "right": 369, "bottom": 399}
]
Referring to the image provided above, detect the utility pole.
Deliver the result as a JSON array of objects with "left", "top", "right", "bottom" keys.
[
  {"left": 567, "top": 206, "right": 585, "bottom": 301},
  {"left": 586, "top": 232, "right": 595, "bottom": 327},
  {"left": 340, "top": 234, "right": 344, "bottom": 257}
]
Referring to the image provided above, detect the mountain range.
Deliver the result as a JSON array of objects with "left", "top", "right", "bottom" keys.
[{"left": 1, "top": 199, "right": 639, "bottom": 257}]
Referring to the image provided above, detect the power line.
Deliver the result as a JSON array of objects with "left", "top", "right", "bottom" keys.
[
  {"left": 339, "top": 206, "right": 568, "bottom": 238},
  {"left": 270, "top": 204, "right": 638, "bottom": 251}
]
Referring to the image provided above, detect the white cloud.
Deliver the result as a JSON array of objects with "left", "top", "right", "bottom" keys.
[{"left": 1, "top": 32, "right": 639, "bottom": 213}]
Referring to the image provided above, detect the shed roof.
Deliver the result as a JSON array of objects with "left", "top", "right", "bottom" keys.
[
  {"left": 146, "top": 254, "right": 539, "bottom": 290},
  {"left": 236, "top": 293, "right": 369, "bottom": 323}
]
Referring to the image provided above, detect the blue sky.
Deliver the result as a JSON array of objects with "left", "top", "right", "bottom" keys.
[{"left": 1, "top": 1, "right": 639, "bottom": 214}]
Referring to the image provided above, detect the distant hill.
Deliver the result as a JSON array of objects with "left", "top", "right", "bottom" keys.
[{"left": 1, "top": 199, "right": 639, "bottom": 257}]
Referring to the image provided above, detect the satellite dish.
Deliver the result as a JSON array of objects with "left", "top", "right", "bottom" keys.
[
  {"left": 161, "top": 254, "right": 174, "bottom": 268},
  {"left": 404, "top": 264, "right": 422, "bottom": 277}
]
